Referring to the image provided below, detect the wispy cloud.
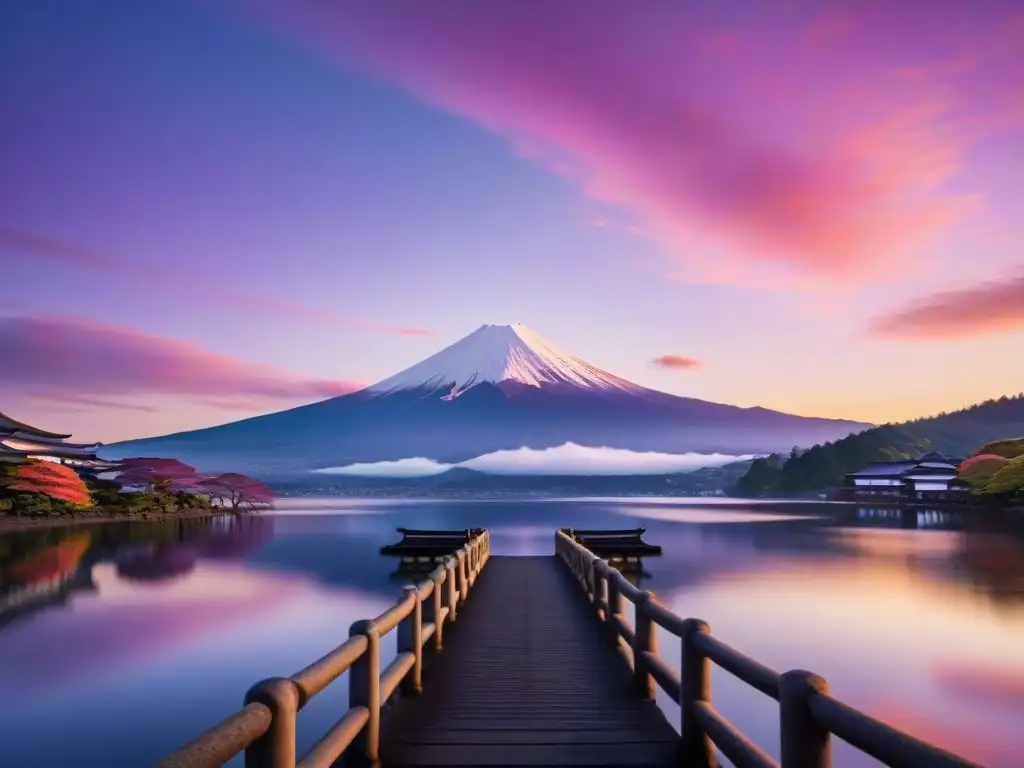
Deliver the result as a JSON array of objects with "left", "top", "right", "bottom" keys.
[
  {"left": 30, "top": 393, "right": 163, "bottom": 413},
  {"left": 0, "top": 315, "right": 364, "bottom": 403},
  {"left": 652, "top": 354, "right": 701, "bottom": 369},
  {"left": 1, "top": 226, "right": 436, "bottom": 336},
  {"left": 0, "top": 227, "right": 143, "bottom": 271},
  {"left": 869, "top": 273, "right": 1024, "bottom": 340},
  {"left": 223, "top": 0, "right": 1020, "bottom": 284}
]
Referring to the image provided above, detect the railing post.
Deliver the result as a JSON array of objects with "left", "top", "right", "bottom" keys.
[
  {"left": 780, "top": 670, "right": 832, "bottom": 768},
  {"left": 398, "top": 585, "right": 423, "bottom": 696},
  {"left": 593, "top": 559, "right": 608, "bottom": 620},
  {"left": 243, "top": 677, "right": 299, "bottom": 768},
  {"left": 457, "top": 548, "right": 468, "bottom": 604},
  {"left": 587, "top": 554, "right": 598, "bottom": 606},
  {"left": 348, "top": 619, "right": 381, "bottom": 767},
  {"left": 445, "top": 555, "right": 458, "bottom": 622},
  {"left": 632, "top": 591, "right": 658, "bottom": 699},
  {"left": 430, "top": 570, "right": 444, "bottom": 651},
  {"left": 606, "top": 571, "right": 623, "bottom": 644},
  {"left": 680, "top": 618, "right": 717, "bottom": 768}
]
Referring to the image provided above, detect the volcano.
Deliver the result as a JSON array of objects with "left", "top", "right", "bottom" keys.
[{"left": 103, "top": 323, "right": 870, "bottom": 475}]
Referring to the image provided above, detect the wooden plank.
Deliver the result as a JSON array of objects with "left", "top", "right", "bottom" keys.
[
  {"left": 379, "top": 556, "right": 679, "bottom": 767},
  {"left": 380, "top": 742, "right": 678, "bottom": 766},
  {"left": 388, "top": 729, "right": 678, "bottom": 745}
]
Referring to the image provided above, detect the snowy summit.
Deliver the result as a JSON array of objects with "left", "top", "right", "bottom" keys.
[{"left": 367, "top": 323, "right": 641, "bottom": 400}]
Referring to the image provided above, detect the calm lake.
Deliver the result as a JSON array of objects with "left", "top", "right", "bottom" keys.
[{"left": 1, "top": 499, "right": 1022, "bottom": 767}]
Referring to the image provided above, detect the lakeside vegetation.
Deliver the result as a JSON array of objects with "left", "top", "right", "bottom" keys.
[
  {"left": 0, "top": 457, "right": 273, "bottom": 526},
  {"left": 733, "top": 394, "right": 1024, "bottom": 499}
]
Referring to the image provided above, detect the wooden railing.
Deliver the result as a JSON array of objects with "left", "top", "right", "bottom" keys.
[
  {"left": 555, "top": 530, "right": 979, "bottom": 768},
  {"left": 158, "top": 530, "right": 491, "bottom": 768}
]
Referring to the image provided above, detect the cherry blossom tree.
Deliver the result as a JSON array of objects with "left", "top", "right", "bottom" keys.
[
  {"left": 8, "top": 460, "right": 93, "bottom": 507},
  {"left": 196, "top": 473, "right": 274, "bottom": 511},
  {"left": 113, "top": 458, "right": 199, "bottom": 493}
]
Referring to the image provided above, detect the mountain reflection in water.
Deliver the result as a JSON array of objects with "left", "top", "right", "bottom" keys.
[{"left": 0, "top": 500, "right": 1022, "bottom": 767}]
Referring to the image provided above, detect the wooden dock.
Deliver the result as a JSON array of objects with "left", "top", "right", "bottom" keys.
[
  {"left": 159, "top": 528, "right": 982, "bottom": 768},
  {"left": 378, "top": 556, "right": 677, "bottom": 766}
]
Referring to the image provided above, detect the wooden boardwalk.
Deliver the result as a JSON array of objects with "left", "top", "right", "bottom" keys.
[
  {"left": 378, "top": 556, "right": 678, "bottom": 767},
  {"left": 158, "top": 529, "right": 981, "bottom": 768}
]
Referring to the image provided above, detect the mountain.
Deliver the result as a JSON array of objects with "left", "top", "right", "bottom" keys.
[
  {"left": 733, "top": 394, "right": 1024, "bottom": 495},
  {"left": 103, "top": 323, "right": 870, "bottom": 475}
]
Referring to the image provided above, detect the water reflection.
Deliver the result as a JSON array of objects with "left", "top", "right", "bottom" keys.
[{"left": 0, "top": 502, "right": 1021, "bottom": 767}]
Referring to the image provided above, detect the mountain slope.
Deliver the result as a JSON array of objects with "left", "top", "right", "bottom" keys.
[
  {"left": 103, "top": 323, "right": 871, "bottom": 475},
  {"left": 733, "top": 394, "right": 1024, "bottom": 495}
]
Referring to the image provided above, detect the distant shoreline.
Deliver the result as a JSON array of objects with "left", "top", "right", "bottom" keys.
[{"left": 0, "top": 509, "right": 238, "bottom": 534}]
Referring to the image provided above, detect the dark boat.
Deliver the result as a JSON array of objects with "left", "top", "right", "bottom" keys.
[
  {"left": 561, "top": 527, "right": 662, "bottom": 558},
  {"left": 380, "top": 528, "right": 485, "bottom": 559}
]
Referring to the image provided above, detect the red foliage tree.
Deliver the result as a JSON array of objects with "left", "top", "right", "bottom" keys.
[
  {"left": 196, "top": 473, "right": 274, "bottom": 511},
  {"left": 113, "top": 458, "right": 199, "bottom": 493},
  {"left": 9, "top": 460, "right": 93, "bottom": 507},
  {"left": 958, "top": 454, "right": 1009, "bottom": 488}
]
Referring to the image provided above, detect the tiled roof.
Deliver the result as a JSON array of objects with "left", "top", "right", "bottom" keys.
[
  {"left": 847, "top": 462, "right": 918, "bottom": 477},
  {"left": 0, "top": 412, "right": 72, "bottom": 440}
]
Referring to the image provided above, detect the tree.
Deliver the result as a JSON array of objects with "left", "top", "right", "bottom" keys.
[
  {"left": 734, "top": 454, "right": 783, "bottom": 496},
  {"left": 975, "top": 438, "right": 1024, "bottom": 460},
  {"left": 113, "top": 458, "right": 199, "bottom": 494},
  {"left": 196, "top": 473, "right": 274, "bottom": 511},
  {"left": 8, "top": 460, "right": 93, "bottom": 507},
  {"left": 958, "top": 454, "right": 1009, "bottom": 491},
  {"left": 979, "top": 456, "right": 1024, "bottom": 497}
]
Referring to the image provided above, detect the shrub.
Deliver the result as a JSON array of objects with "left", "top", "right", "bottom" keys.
[
  {"left": 975, "top": 438, "right": 1024, "bottom": 460},
  {"left": 980, "top": 455, "right": 1024, "bottom": 497},
  {"left": 958, "top": 454, "right": 1010, "bottom": 490}
]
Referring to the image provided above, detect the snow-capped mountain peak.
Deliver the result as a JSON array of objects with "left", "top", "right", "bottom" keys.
[{"left": 367, "top": 323, "right": 642, "bottom": 400}]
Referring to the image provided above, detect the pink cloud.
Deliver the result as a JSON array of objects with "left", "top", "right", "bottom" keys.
[
  {"left": 869, "top": 273, "right": 1024, "bottom": 339},
  {"left": 0, "top": 315, "right": 364, "bottom": 403},
  {"left": 222, "top": 0, "right": 1021, "bottom": 283},
  {"left": 1, "top": 227, "right": 435, "bottom": 336},
  {"left": 652, "top": 354, "right": 702, "bottom": 369}
]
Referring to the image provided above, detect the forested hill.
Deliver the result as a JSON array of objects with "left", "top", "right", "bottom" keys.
[{"left": 734, "top": 394, "right": 1024, "bottom": 496}]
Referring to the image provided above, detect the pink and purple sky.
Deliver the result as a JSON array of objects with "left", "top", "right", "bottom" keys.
[{"left": 2, "top": 0, "right": 1023, "bottom": 443}]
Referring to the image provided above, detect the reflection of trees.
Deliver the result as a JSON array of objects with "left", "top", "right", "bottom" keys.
[
  {"left": 113, "top": 515, "right": 275, "bottom": 583},
  {"left": 200, "top": 516, "right": 275, "bottom": 559},
  {"left": 0, "top": 532, "right": 96, "bottom": 630},
  {"left": 955, "top": 531, "right": 1024, "bottom": 606},
  {"left": 117, "top": 543, "right": 201, "bottom": 582},
  {"left": 2, "top": 533, "right": 92, "bottom": 586},
  {"left": 0, "top": 516, "right": 277, "bottom": 629}
]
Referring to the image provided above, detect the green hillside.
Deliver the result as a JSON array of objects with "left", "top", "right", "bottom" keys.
[{"left": 733, "top": 394, "right": 1024, "bottom": 496}]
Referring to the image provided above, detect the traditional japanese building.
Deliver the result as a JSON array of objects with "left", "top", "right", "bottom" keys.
[
  {"left": 841, "top": 451, "right": 970, "bottom": 502},
  {"left": 0, "top": 412, "right": 113, "bottom": 471}
]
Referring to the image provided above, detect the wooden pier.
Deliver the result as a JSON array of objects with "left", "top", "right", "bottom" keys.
[
  {"left": 159, "top": 529, "right": 981, "bottom": 768},
  {"left": 377, "top": 556, "right": 676, "bottom": 766}
]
